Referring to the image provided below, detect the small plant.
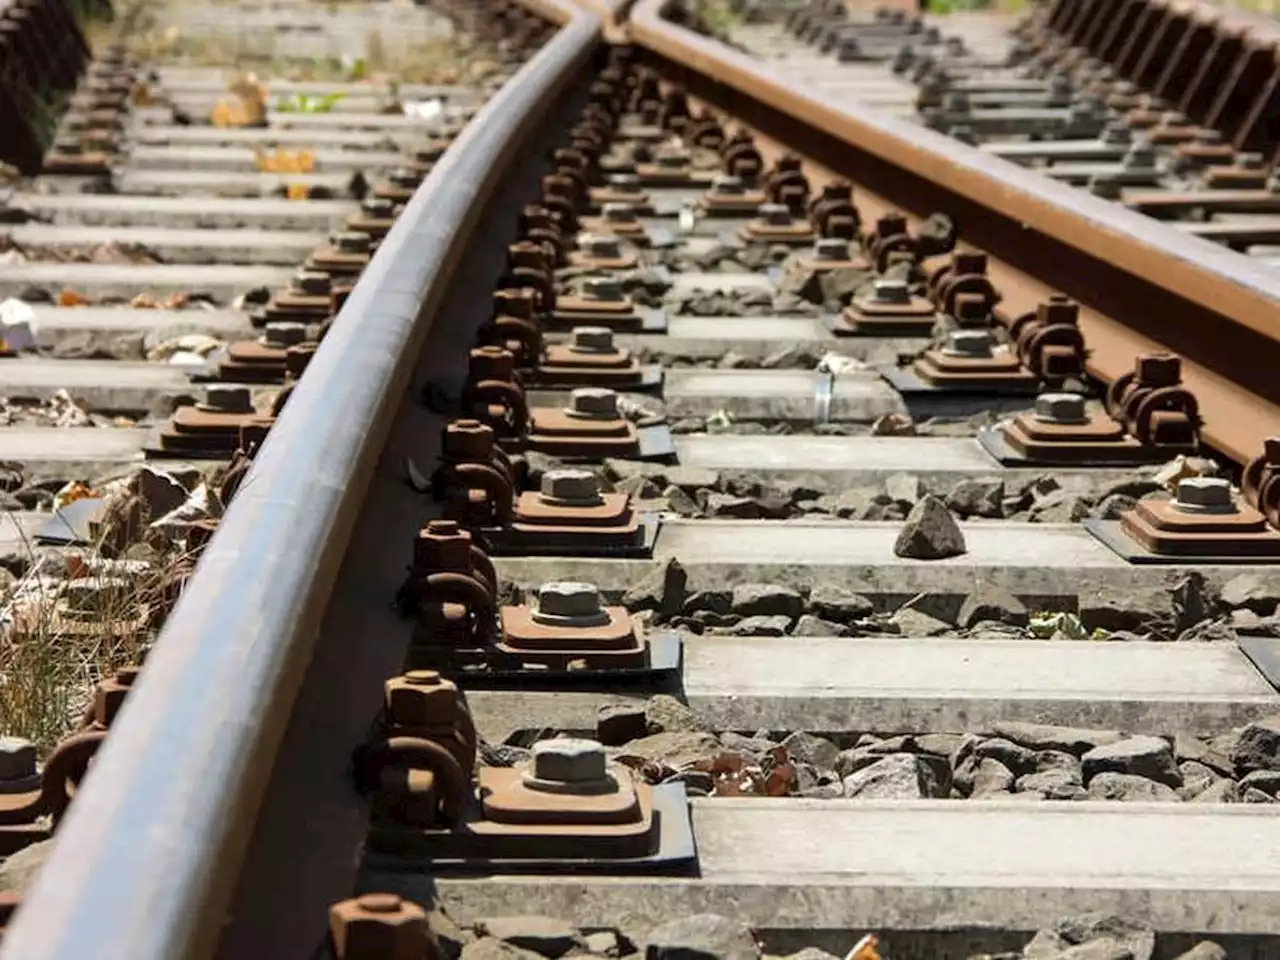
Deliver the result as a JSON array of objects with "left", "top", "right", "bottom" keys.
[{"left": 275, "top": 92, "right": 347, "bottom": 114}]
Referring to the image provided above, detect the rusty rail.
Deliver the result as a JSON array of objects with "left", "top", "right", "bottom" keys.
[
  {"left": 0, "top": 4, "right": 601, "bottom": 958},
  {"left": 628, "top": 0, "right": 1280, "bottom": 465}
]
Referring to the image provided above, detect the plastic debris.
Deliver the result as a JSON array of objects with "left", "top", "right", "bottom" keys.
[
  {"left": 845, "top": 934, "right": 881, "bottom": 960},
  {"left": 0, "top": 297, "right": 38, "bottom": 352},
  {"left": 1029, "top": 611, "right": 1089, "bottom": 640},
  {"left": 817, "top": 351, "right": 869, "bottom": 376},
  {"left": 402, "top": 97, "right": 444, "bottom": 122},
  {"left": 52, "top": 480, "right": 98, "bottom": 510}
]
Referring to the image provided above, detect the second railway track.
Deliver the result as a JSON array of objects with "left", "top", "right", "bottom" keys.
[{"left": 4, "top": 0, "right": 1280, "bottom": 958}]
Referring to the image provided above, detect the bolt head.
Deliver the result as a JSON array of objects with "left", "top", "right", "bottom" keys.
[
  {"left": 295, "top": 271, "right": 331, "bottom": 296},
  {"left": 570, "top": 326, "right": 614, "bottom": 353},
  {"left": 944, "top": 329, "right": 994, "bottom": 357},
  {"left": 1237, "top": 151, "right": 1265, "bottom": 170},
  {"left": 870, "top": 278, "right": 911, "bottom": 305},
  {"left": 385, "top": 671, "right": 460, "bottom": 728},
  {"left": 1033, "top": 392, "right": 1087, "bottom": 424},
  {"left": 582, "top": 277, "right": 623, "bottom": 302},
  {"left": 581, "top": 233, "right": 622, "bottom": 259},
  {"left": 608, "top": 173, "right": 640, "bottom": 191},
  {"left": 203, "top": 384, "right": 253, "bottom": 413},
  {"left": 711, "top": 174, "right": 745, "bottom": 196},
  {"left": 757, "top": 202, "right": 791, "bottom": 226},
  {"left": 531, "top": 738, "right": 607, "bottom": 783},
  {"left": 534, "top": 581, "right": 605, "bottom": 621},
  {"left": 389, "top": 168, "right": 421, "bottom": 188},
  {"left": 540, "top": 468, "right": 601, "bottom": 504},
  {"left": 335, "top": 231, "right": 372, "bottom": 254},
  {"left": 0, "top": 737, "right": 35, "bottom": 781},
  {"left": 1175, "top": 476, "right": 1234, "bottom": 512},
  {"left": 813, "top": 238, "right": 849, "bottom": 262},
  {"left": 1123, "top": 142, "right": 1155, "bottom": 169},
  {"left": 602, "top": 202, "right": 638, "bottom": 224},
  {"left": 329, "top": 894, "right": 429, "bottom": 960},
  {"left": 567, "top": 386, "right": 619, "bottom": 420},
  {"left": 263, "top": 322, "right": 308, "bottom": 348},
  {"left": 1101, "top": 121, "right": 1132, "bottom": 145},
  {"left": 362, "top": 197, "right": 396, "bottom": 217}
]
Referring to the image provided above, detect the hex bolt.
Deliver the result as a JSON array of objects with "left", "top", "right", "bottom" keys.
[
  {"left": 757, "top": 202, "right": 791, "bottom": 226},
  {"left": 1100, "top": 121, "right": 1132, "bottom": 145},
  {"left": 1033, "top": 392, "right": 1088, "bottom": 424},
  {"left": 1088, "top": 176, "right": 1122, "bottom": 200},
  {"left": 385, "top": 670, "right": 460, "bottom": 728},
  {"left": 570, "top": 326, "right": 615, "bottom": 353},
  {"left": 362, "top": 197, "right": 396, "bottom": 217},
  {"left": 263, "top": 322, "right": 308, "bottom": 348},
  {"left": 580, "top": 233, "right": 622, "bottom": 259},
  {"left": 890, "top": 45, "right": 915, "bottom": 73},
  {"left": 582, "top": 277, "right": 624, "bottom": 302},
  {"left": 813, "top": 238, "right": 850, "bottom": 262},
  {"left": 1048, "top": 69, "right": 1073, "bottom": 93},
  {"left": 527, "top": 738, "right": 609, "bottom": 785},
  {"left": 203, "top": 384, "right": 253, "bottom": 413},
  {"left": 531, "top": 581, "right": 610, "bottom": 626},
  {"left": 567, "top": 386, "right": 619, "bottom": 419},
  {"left": 943, "top": 329, "right": 994, "bottom": 358},
  {"left": 329, "top": 893, "right": 429, "bottom": 960},
  {"left": 295, "top": 271, "right": 332, "bottom": 296},
  {"left": 608, "top": 173, "right": 641, "bottom": 192},
  {"left": 540, "top": 468, "right": 603, "bottom": 505},
  {"left": 711, "top": 174, "right": 745, "bottom": 196},
  {"left": 335, "top": 231, "right": 372, "bottom": 255},
  {"left": 414, "top": 143, "right": 445, "bottom": 164},
  {"left": 389, "top": 168, "right": 421, "bottom": 188},
  {"left": 870, "top": 278, "right": 911, "bottom": 305},
  {"left": 1174, "top": 476, "right": 1235, "bottom": 513},
  {"left": 0, "top": 737, "right": 37, "bottom": 792},
  {"left": 1194, "top": 129, "right": 1223, "bottom": 145},
  {"left": 601, "top": 202, "right": 638, "bottom": 224},
  {"left": 1123, "top": 142, "right": 1155, "bottom": 170}
]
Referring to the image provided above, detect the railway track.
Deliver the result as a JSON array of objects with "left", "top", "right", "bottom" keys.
[{"left": 4, "top": 0, "right": 1280, "bottom": 957}]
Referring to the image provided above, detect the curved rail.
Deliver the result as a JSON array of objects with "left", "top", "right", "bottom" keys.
[
  {"left": 0, "top": 4, "right": 601, "bottom": 958},
  {"left": 627, "top": 0, "right": 1280, "bottom": 464}
]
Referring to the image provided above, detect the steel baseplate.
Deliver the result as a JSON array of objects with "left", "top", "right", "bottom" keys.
[
  {"left": 883, "top": 364, "right": 1041, "bottom": 397},
  {"left": 976, "top": 426, "right": 1192, "bottom": 469},
  {"left": 542, "top": 307, "right": 668, "bottom": 335},
  {"left": 525, "top": 363, "right": 664, "bottom": 393},
  {"left": 406, "top": 629, "right": 682, "bottom": 685},
  {"left": 819, "top": 312, "right": 931, "bottom": 339},
  {"left": 363, "top": 781, "right": 697, "bottom": 876},
  {"left": 472, "top": 511, "right": 660, "bottom": 558},
  {"left": 1082, "top": 518, "right": 1280, "bottom": 565},
  {"left": 516, "top": 423, "right": 677, "bottom": 463}
]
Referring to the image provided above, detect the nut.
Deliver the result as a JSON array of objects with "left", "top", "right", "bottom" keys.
[
  {"left": 566, "top": 386, "right": 619, "bottom": 420},
  {"left": 581, "top": 277, "right": 624, "bottom": 302},
  {"left": 295, "top": 271, "right": 332, "bottom": 296},
  {"left": 389, "top": 167, "right": 421, "bottom": 188},
  {"left": 263, "top": 323, "right": 308, "bottom": 348},
  {"left": 711, "top": 174, "right": 745, "bottom": 196},
  {"left": 414, "top": 518, "right": 475, "bottom": 571},
  {"left": 329, "top": 893, "right": 429, "bottom": 960},
  {"left": 362, "top": 197, "right": 396, "bottom": 217},
  {"left": 532, "top": 581, "right": 608, "bottom": 624},
  {"left": 943, "top": 329, "right": 994, "bottom": 358},
  {"left": 335, "top": 231, "right": 372, "bottom": 254},
  {"left": 580, "top": 233, "right": 622, "bottom": 259},
  {"left": 607, "top": 173, "right": 640, "bottom": 191},
  {"left": 202, "top": 385, "right": 253, "bottom": 413},
  {"left": 757, "top": 203, "right": 791, "bottom": 227},
  {"left": 1100, "top": 121, "right": 1132, "bottom": 145},
  {"left": 1033, "top": 392, "right": 1088, "bottom": 424},
  {"left": 813, "top": 238, "right": 850, "bottom": 262},
  {"left": 540, "top": 468, "right": 602, "bottom": 505},
  {"left": 1123, "top": 141, "right": 1155, "bottom": 170},
  {"left": 530, "top": 738, "right": 608, "bottom": 783},
  {"left": 570, "top": 326, "right": 614, "bottom": 353},
  {"left": 0, "top": 737, "right": 36, "bottom": 781},
  {"left": 602, "top": 202, "right": 638, "bottom": 224},
  {"left": 385, "top": 670, "right": 461, "bottom": 728},
  {"left": 1174, "top": 476, "right": 1235, "bottom": 513},
  {"left": 869, "top": 278, "right": 911, "bottom": 305}
]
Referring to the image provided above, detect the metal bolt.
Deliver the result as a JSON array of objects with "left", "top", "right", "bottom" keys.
[
  {"left": 1123, "top": 142, "right": 1155, "bottom": 170},
  {"left": 362, "top": 197, "right": 396, "bottom": 218},
  {"left": 757, "top": 203, "right": 791, "bottom": 227},
  {"left": 203, "top": 385, "right": 253, "bottom": 413},
  {"left": 608, "top": 173, "right": 641, "bottom": 192},
  {"left": 943, "top": 329, "right": 994, "bottom": 358},
  {"left": 602, "top": 202, "right": 638, "bottom": 224},
  {"left": 1033, "top": 392, "right": 1088, "bottom": 424},
  {"left": 540, "top": 468, "right": 603, "bottom": 504},
  {"left": 1237, "top": 151, "right": 1265, "bottom": 170},
  {"left": 870, "top": 278, "right": 911, "bottom": 305},
  {"left": 1174, "top": 476, "right": 1235, "bottom": 513},
  {"left": 1194, "top": 129, "right": 1223, "bottom": 145},
  {"left": 570, "top": 326, "right": 614, "bottom": 353},
  {"left": 389, "top": 168, "right": 421, "bottom": 188},
  {"left": 532, "top": 581, "right": 609, "bottom": 625},
  {"left": 1088, "top": 176, "right": 1122, "bottom": 200},
  {"left": 567, "top": 386, "right": 619, "bottom": 420},
  {"left": 263, "top": 322, "right": 308, "bottom": 348},
  {"left": 385, "top": 670, "right": 459, "bottom": 728},
  {"left": 335, "top": 231, "right": 372, "bottom": 254},
  {"left": 295, "top": 271, "right": 331, "bottom": 296},
  {"left": 943, "top": 36, "right": 965, "bottom": 58},
  {"left": 711, "top": 174, "right": 745, "bottom": 196},
  {"left": 1100, "top": 121, "right": 1132, "bottom": 145},
  {"left": 580, "top": 234, "right": 622, "bottom": 259},
  {"left": 329, "top": 893, "right": 429, "bottom": 960},
  {"left": 530, "top": 738, "right": 608, "bottom": 784},
  {"left": 835, "top": 37, "right": 861, "bottom": 62},
  {"left": 413, "top": 143, "right": 445, "bottom": 164},
  {"left": 0, "top": 737, "right": 36, "bottom": 782},
  {"left": 582, "top": 277, "right": 624, "bottom": 302},
  {"left": 813, "top": 238, "right": 849, "bottom": 262}
]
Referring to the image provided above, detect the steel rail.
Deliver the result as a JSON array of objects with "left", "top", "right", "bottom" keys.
[
  {"left": 0, "top": 4, "right": 600, "bottom": 957},
  {"left": 627, "top": 0, "right": 1280, "bottom": 465}
]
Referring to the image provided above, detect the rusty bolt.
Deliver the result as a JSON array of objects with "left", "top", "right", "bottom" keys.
[
  {"left": 329, "top": 892, "right": 430, "bottom": 960},
  {"left": 525, "top": 738, "right": 610, "bottom": 789},
  {"left": 443, "top": 418, "right": 494, "bottom": 458},
  {"left": 202, "top": 384, "right": 254, "bottom": 413},
  {"left": 335, "top": 231, "right": 372, "bottom": 255},
  {"left": 540, "top": 468, "right": 602, "bottom": 505},
  {"left": 1122, "top": 141, "right": 1155, "bottom": 170},
  {"left": 263, "top": 323, "right": 308, "bottom": 348},
  {"left": 570, "top": 326, "right": 614, "bottom": 353},
  {"left": 566, "top": 386, "right": 619, "bottom": 420},
  {"left": 813, "top": 238, "right": 850, "bottom": 262},
  {"left": 601, "top": 202, "right": 639, "bottom": 224},
  {"left": 1236, "top": 151, "right": 1265, "bottom": 170},
  {"left": 607, "top": 172, "right": 641, "bottom": 192},
  {"left": 414, "top": 518, "right": 474, "bottom": 572},
  {"left": 363, "top": 197, "right": 396, "bottom": 217},
  {"left": 1174, "top": 477, "right": 1235, "bottom": 513},
  {"left": 93, "top": 669, "right": 137, "bottom": 727},
  {"left": 870, "top": 278, "right": 911, "bottom": 305},
  {"left": 757, "top": 203, "right": 791, "bottom": 227},
  {"left": 0, "top": 737, "right": 36, "bottom": 785},
  {"left": 1033, "top": 392, "right": 1088, "bottom": 424},
  {"left": 469, "top": 345, "right": 515, "bottom": 380},
  {"left": 1136, "top": 353, "right": 1181, "bottom": 386},
  {"left": 385, "top": 670, "right": 461, "bottom": 728},
  {"left": 943, "top": 329, "right": 994, "bottom": 358},
  {"left": 295, "top": 271, "right": 332, "bottom": 296},
  {"left": 580, "top": 234, "right": 622, "bottom": 259},
  {"left": 532, "top": 581, "right": 608, "bottom": 626},
  {"left": 389, "top": 168, "right": 422, "bottom": 188},
  {"left": 581, "top": 277, "right": 623, "bottom": 303},
  {"left": 1100, "top": 121, "right": 1132, "bottom": 145},
  {"left": 710, "top": 174, "right": 745, "bottom": 196}
]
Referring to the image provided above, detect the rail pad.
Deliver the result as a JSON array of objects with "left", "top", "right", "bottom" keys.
[
  {"left": 976, "top": 426, "right": 1184, "bottom": 469},
  {"left": 1083, "top": 518, "right": 1280, "bottom": 565},
  {"left": 473, "top": 512, "right": 660, "bottom": 557},
  {"left": 883, "top": 365, "right": 1042, "bottom": 397}
]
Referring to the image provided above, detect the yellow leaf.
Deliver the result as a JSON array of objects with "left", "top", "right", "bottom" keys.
[
  {"left": 53, "top": 480, "right": 97, "bottom": 510},
  {"left": 57, "top": 288, "right": 85, "bottom": 306},
  {"left": 286, "top": 183, "right": 309, "bottom": 201}
]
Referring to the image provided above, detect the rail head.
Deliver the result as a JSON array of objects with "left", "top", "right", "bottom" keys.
[{"left": 0, "top": 4, "right": 601, "bottom": 959}]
